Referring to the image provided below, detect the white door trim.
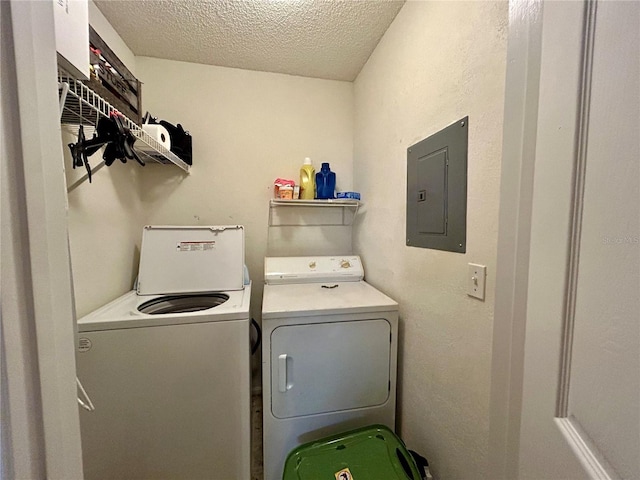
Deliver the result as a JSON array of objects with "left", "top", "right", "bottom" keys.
[
  {"left": 555, "top": 0, "right": 597, "bottom": 418},
  {"left": 4, "top": 1, "right": 83, "bottom": 478},
  {"left": 555, "top": 418, "right": 617, "bottom": 480},
  {"left": 488, "top": 0, "right": 544, "bottom": 477}
]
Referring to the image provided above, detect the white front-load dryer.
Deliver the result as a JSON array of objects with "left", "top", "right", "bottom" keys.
[
  {"left": 77, "top": 225, "right": 251, "bottom": 480},
  {"left": 261, "top": 256, "right": 399, "bottom": 480}
]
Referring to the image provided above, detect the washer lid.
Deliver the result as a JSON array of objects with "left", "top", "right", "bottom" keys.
[
  {"left": 264, "top": 256, "right": 364, "bottom": 284},
  {"left": 137, "top": 225, "right": 244, "bottom": 295}
]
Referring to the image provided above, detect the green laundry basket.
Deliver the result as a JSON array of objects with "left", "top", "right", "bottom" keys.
[{"left": 282, "top": 424, "right": 422, "bottom": 480}]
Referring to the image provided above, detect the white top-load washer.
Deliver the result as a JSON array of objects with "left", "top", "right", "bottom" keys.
[
  {"left": 261, "top": 255, "right": 398, "bottom": 480},
  {"left": 77, "top": 225, "right": 251, "bottom": 480}
]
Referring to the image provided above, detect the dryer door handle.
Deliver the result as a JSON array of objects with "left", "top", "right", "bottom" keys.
[{"left": 278, "top": 354, "right": 288, "bottom": 393}]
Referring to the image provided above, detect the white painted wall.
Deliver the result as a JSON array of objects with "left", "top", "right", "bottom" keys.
[
  {"left": 134, "top": 57, "right": 354, "bottom": 320},
  {"left": 353, "top": 2, "right": 508, "bottom": 478},
  {"left": 65, "top": 156, "right": 148, "bottom": 316},
  {"left": 64, "top": 3, "right": 144, "bottom": 317}
]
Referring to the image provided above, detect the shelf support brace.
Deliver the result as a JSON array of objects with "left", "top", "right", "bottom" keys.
[{"left": 58, "top": 81, "right": 69, "bottom": 118}]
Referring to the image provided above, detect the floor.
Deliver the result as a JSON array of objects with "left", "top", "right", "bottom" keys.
[{"left": 251, "top": 393, "right": 264, "bottom": 480}]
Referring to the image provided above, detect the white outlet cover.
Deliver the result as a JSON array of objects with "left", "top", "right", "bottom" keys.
[{"left": 468, "top": 263, "right": 486, "bottom": 300}]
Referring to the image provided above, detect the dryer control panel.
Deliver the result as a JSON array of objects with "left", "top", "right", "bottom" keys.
[{"left": 264, "top": 256, "right": 364, "bottom": 285}]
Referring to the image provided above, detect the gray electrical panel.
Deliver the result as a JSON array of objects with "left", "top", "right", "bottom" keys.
[{"left": 406, "top": 117, "right": 468, "bottom": 253}]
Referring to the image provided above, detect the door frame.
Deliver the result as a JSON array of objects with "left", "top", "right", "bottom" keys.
[
  {"left": 488, "top": 0, "right": 545, "bottom": 475},
  {"left": 2, "top": 1, "right": 83, "bottom": 478}
]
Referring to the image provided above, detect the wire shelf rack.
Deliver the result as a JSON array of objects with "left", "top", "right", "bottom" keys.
[{"left": 58, "top": 71, "right": 190, "bottom": 176}]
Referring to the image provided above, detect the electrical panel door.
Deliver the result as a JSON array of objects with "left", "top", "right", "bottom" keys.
[{"left": 407, "top": 117, "right": 468, "bottom": 253}]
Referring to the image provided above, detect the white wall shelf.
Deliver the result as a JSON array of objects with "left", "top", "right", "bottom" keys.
[
  {"left": 268, "top": 199, "right": 360, "bottom": 226},
  {"left": 270, "top": 199, "right": 359, "bottom": 207},
  {"left": 59, "top": 71, "right": 190, "bottom": 191}
]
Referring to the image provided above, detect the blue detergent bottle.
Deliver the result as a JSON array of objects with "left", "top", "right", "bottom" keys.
[{"left": 315, "top": 162, "right": 336, "bottom": 199}]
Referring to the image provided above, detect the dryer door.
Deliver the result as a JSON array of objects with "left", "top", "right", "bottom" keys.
[{"left": 270, "top": 318, "right": 391, "bottom": 419}]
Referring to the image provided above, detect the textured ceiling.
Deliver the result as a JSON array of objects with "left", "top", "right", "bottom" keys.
[{"left": 94, "top": 0, "right": 405, "bottom": 81}]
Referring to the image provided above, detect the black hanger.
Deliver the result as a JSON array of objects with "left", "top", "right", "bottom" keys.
[
  {"left": 101, "top": 113, "right": 144, "bottom": 167},
  {"left": 68, "top": 124, "right": 110, "bottom": 183},
  {"left": 68, "top": 113, "right": 145, "bottom": 183}
]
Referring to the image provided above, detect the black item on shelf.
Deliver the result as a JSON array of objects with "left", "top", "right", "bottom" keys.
[
  {"left": 160, "top": 120, "right": 192, "bottom": 165},
  {"left": 99, "top": 113, "right": 144, "bottom": 167},
  {"left": 143, "top": 112, "right": 192, "bottom": 165}
]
